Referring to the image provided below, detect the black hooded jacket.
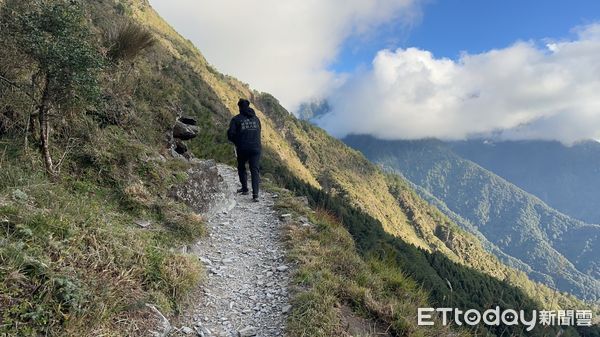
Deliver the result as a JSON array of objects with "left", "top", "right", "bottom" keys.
[{"left": 227, "top": 106, "right": 262, "bottom": 152}]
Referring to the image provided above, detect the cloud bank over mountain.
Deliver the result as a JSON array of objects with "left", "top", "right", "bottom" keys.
[
  {"left": 149, "top": 0, "right": 421, "bottom": 109},
  {"left": 316, "top": 24, "right": 600, "bottom": 144}
]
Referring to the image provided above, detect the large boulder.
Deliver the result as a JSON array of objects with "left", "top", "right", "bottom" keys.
[
  {"left": 168, "top": 160, "right": 235, "bottom": 216},
  {"left": 173, "top": 120, "right": 198, "bottom": 140}
]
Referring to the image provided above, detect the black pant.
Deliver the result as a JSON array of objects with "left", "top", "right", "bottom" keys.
[{"left": 237, "top": 149, "right": 261, "bottom": 196}]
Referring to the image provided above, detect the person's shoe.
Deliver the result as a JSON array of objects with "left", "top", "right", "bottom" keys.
[
  {"left": 252, "top": 195, "right": 259, "bottom": 202},
  {"left": 237, "top": 188, "right": 249, "bottom": 195}
]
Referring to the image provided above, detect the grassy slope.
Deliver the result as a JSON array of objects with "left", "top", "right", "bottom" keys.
[
  {"left": 275, "top": 190, "right": 466, "bottom": 337},
  {"left": 0, "top": 139, "right": 205, "bottom": 336},
  {"left": 0, "top": 1, "right": 212, "bottom": 335}
]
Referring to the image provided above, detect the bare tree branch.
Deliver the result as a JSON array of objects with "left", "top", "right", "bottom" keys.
[
  {"left": 55, "top": 137, "right": 77, "bottom": 174},
  {"left": 0, "top": 74, "right": 36, "bottom": 101}
]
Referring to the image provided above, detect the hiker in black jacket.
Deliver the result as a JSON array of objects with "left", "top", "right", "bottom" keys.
[{"left": 227, "top": 98, "right": 262, "bottom": 202}]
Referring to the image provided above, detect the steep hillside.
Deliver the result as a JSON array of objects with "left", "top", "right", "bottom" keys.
[
  {"left": 344, "top": 135, "right": 600, "bottom": 301},
  {"left": 0, "top": 1, "right": 597, "bottom": 336},
  {"left": 251, "top": 98, "right": 597, "bottom": 332},
  {"left": 449, "top": 139, "right": 600, "bottom": 224}
]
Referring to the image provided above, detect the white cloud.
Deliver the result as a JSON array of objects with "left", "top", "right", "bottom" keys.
[
  {"left": 149, "top": 0, "right": 421, "bottom": 109},
  {"left": 316, "top": 24, "right": 600, "bottom": 144}
]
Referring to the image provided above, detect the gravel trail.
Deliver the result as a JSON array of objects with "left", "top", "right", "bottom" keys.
[{"left": 172, "top": 164, "right": 291, "bottom": 337}]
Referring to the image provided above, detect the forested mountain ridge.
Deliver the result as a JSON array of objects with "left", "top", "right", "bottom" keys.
[
  {"left": 449, "top": 139, "right": 600, "bottom": 224},
  {"left": 0, "top": 0, "right": 597, "bottom": 335},
  {"left": 344, "top": 135, "right": 600, "bottom": 302}
]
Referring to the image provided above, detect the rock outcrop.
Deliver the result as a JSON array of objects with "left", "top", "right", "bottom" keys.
[
  {"left": 173, "top": 119, "right": 198, "bottom": 140},
  {"left": 168, "top": 160, "right": 236, "bottom": 217},
  {"left": 170, "top": 116, "right": 198, "bottom": 159}
]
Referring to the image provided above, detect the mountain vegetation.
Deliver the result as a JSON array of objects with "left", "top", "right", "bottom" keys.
[
  {"left": 0, "top": 0, "right": 597, "bottom": 336},
  {"left": 449, "top": 139, "right": 600, "bottom": 224},
  {"left": 344, "top": 135, "right": 600, "bottom": 302},
  {"left": 269, "top": 160, "right": 593, "bottom": 337}
]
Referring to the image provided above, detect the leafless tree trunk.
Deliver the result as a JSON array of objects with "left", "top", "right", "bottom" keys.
[
  {"left": 38, "top": 76, "right": 55, "bottom": 178},
  {"left": 24, "top": 73, "right": 39, "bottom": 151},
  {"left": 24, "top": 112, "right": 30, "bottom": 150}
]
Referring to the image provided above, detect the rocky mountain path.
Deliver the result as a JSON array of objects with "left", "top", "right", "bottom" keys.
[{"left": 172, "top": 164, "right": 292, "bottom": 337}]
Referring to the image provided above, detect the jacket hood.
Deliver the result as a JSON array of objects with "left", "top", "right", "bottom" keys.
[{"left": 241, "top": 107, "right": 256, "bottom": 117}]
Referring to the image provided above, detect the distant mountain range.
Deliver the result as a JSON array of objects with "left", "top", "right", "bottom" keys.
[
  {"left": 449, "top": 139, "right": 600, "bottom": 224},
  {"left": 344, "top": 135, "right": 600, "bottom": 301}
]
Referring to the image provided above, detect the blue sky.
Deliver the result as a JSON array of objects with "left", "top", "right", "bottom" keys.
[{"left": 333, "top": 0, "right": 600, "bottom": 72}]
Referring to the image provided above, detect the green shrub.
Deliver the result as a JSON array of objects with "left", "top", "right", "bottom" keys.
[{"left": 1, "top": 0, "right": 105, "bottom": 177}]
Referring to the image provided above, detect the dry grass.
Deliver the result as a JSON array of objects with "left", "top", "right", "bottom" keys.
[
  {"left": 123, "top": 180, "right": 153, "bottom": 207},
  {"left": 276, "top": 192, "right": 470, "bottom": 337},
  {"left": 0, "top": 151, "right": 205, "bottom": 336},
  {"left": 158, "top": 199, "right": 206, "bottom": 239},
  {"left": 105, "top": 20, "right": 156, "bottom": 62},
  {"left": 158, "top": 254, "right": 203, "bottom": 306}
]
